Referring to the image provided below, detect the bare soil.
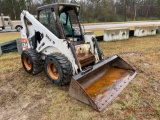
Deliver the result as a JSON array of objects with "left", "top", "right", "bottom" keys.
[{"left": 0, "top": 33, "right": 159, "bottom": 120}]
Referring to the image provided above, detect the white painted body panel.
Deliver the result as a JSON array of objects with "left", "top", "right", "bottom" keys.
[
  {"left": 20, "top": 11, "right": 100, "bottom": 74},
  {"left": 20, "top": 10, "right": 78, "bottom": 74}
]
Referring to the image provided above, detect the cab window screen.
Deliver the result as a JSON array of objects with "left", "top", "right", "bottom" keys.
[{"left": 39, "top": 9, "right": 59, "bottom": 37}]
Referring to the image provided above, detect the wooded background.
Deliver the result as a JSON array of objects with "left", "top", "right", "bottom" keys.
[{"left": 0, "top": 0, "right": 160, "bottom": 22}]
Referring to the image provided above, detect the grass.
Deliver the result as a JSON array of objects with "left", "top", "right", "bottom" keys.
[
  {"left": 0, "top": 33, "right": 160, "bottom": 120},
  {"left": 0, "top": 32, "right": 20, "bottom": 44},
  {"left": 94, "top": 30, "right": 104, "bottom": 36}
]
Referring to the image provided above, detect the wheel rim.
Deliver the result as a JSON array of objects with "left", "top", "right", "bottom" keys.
[
  {"left": 47, "top": 62, "right": 59, "bottom": 80},
  {"left": 23, "top": 55, "right": 31, "bottom": 70},
  {"left": 17, "top": 27, "right": 22, "bottom": 31}
]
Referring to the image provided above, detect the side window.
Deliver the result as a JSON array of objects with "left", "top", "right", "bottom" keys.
[
  {"left": 4, "top": 18, "right": 9, "bottom": 21},
  {"left": 60, "top": 12, "right": 72, "bottom": 36},
  {"left": 39, "top": 10, "right": 47, "bottom": 25},
  {"left": 3, "top": 18, "right": 9, "bottom": 26},
  {"left": 39, "top": 9, "right": 59, "bottom": 37}
]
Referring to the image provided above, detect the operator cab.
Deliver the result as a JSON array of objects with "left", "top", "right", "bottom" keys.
[
  {"left": 37, "top": 3, "right": 84, "bottom": 42},
  {"left": 37, "top": 3, "right": 95, "bottom": 67}
]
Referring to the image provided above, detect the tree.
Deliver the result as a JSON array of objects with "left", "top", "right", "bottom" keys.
[
  {"left": 156, "top": 0, "right": 160, "bottom": 19},
  {"left": 0, "top": 0, "right": 2, "bottom": 14},
  {"left": 0, "top": 0, "right": 159, "bottom": 21}
]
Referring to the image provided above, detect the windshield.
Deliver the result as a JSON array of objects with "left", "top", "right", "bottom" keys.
[{"left": 59, "top": 6, "right": 83, "bottom": 41}]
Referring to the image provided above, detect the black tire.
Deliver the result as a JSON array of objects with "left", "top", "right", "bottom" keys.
[
  {"left": 21, "top": 49, "right": 42, "bottom": 75},
  {"left": 44, "top": 53, "right": 73, "bottom": 86},
  {"left": 15, "top": 25, "right": 22, "bottom": 32}
]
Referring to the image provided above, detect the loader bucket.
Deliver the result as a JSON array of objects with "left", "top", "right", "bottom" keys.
[{"left": 69, "top": 55, "right": 136, "bottom": 111}]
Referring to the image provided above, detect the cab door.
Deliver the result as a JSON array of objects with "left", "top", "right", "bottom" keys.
[{"left": 3, "top": 17, "right": 12, "bottom": 28}]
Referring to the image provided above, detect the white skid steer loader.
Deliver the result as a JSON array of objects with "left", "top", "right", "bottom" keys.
[{"left": 20, "top": 3, "right": 136, "bottom": 111}]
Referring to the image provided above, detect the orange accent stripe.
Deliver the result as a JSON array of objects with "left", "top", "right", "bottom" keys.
[{"left": 22, "top": 38, "right": 28, "bottom": 42}]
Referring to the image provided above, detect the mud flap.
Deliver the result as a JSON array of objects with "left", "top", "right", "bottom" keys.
[{"left": 69, "top": 55, "right": 136, "bottom": 111}]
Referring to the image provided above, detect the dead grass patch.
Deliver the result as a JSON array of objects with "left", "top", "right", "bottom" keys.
[
  {"left": 0, "top": 33, "right": 159, "bottom": 119},
  {"left": 0, "top": 32, "right": 20, "bottom": 43}
]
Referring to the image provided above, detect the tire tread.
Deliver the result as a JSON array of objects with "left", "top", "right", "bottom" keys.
[
  {"left": 45, "top": 53, "right": 73, "bottom": 86},
  {"left": 21, "top": 49, "right": 42, "bottom": 75}
]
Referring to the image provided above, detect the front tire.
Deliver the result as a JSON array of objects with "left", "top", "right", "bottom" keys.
[
  {"left": 21, "top": 49, "right": 42, "bottom": 75},
  {"left": 44, "top": 53, "right": 73, "bottom": 86}
]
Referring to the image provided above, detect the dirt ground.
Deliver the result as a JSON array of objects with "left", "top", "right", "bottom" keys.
[{"left": 0, "top": 33, "right": 160, "bottom": 120}]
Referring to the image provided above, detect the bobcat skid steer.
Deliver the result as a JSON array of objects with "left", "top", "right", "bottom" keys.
[{"left": 20, "top": 3, "right": 136, "bottom": 111}]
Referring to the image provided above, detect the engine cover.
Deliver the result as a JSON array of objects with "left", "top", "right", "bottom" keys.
[{"left": 75, "top": 44, "right": 91, "bottom": 56}]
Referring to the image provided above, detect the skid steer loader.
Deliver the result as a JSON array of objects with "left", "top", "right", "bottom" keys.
[{"left": 20, "top": 3, "right": 136, "bottom": 111}]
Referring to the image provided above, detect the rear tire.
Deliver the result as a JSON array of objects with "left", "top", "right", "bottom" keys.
[
  {"left": 21, "top": 49, "right": 42, "bottom": 75},
  {"left": 16, "top": 25, "right": 22, "bottom": 32},
  {"left": 44, "top": 53, "right": 73, "bottom": 86}
]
